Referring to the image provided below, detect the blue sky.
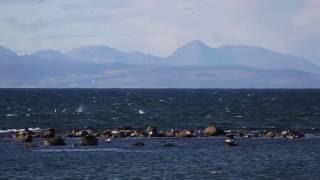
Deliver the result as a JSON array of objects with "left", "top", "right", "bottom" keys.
[{"left": 0, "top": 0, "right": 319, "bottom": 64}]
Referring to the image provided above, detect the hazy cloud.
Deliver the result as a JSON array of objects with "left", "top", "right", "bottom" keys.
[{"left": 0, "top": 0, "right": 319, "bottom": 64}]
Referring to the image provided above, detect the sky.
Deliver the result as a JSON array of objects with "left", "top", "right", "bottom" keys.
[{"left": 0, "top": 0, "right": 319, "bottom": 64}]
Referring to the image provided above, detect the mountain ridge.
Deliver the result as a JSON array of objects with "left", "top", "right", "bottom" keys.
[
  {"left": 0, "top": 41, "right": 320, "bottom": 88},
  {"left": 1, "top": 40, "right": 318, "bottom": 73}
]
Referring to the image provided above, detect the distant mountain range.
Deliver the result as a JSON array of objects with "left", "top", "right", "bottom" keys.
[{"left": 0, "top": 41, "right": 320, "bottom": 88}]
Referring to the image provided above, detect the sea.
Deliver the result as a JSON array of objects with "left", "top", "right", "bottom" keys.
[{"left": 0, "top": 89, "right": 320, "bottom": 179}]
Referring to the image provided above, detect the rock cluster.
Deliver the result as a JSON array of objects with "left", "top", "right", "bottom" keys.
[{"left": 5, "top": 124, "right": 307, "bottom": 147}]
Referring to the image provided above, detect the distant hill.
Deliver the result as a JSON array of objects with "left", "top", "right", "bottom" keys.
[
  {"left": 64, "top": 40, "right": 320, "bottom": 73},
  {"left": 166, "top": 40, "right": 320, "bottom": 73},
  {"left": 32, "top": 49, "right": 67, "bottom": 61},
  {"left": 66, "top": 45, "right": 162, "bottom": 65},
  {"left": 0, "top": 41, "right": 320, "bottom": 88}
]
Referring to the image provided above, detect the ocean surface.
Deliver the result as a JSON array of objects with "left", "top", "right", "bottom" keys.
[{"left": 1, "top": 89, "right": 320, "bottom": 179}]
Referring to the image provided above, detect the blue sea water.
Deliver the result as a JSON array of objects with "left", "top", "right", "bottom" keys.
[
  {"left": 0, "top": 89, "right": 320, "bottom": 179},
  {"left": 1, "top": 137, "right": 320, "bottom": 179},
  {"left": 1, "top": 89, "right": 320, "bottom": 131}
]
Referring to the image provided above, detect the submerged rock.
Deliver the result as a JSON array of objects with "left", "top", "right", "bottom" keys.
[
  {"left": 162, "top": 143, "right": 175, "bottom": 147},
  {"left": 132, "top": 142, "right": 145, "bottom": 146},
  {"left": 80, "top": 134, "right": 98, "bottom": 146},
  {"left": 25, "top": 143, "right": 38, "bottom": 148},
  {"left": 224, "top": 134, "right": 238, "bottom": 146},
  {"left": 44, "top": 137, "right": 66, "bottom": 146}
]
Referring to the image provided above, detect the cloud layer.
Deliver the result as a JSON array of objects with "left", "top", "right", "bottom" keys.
[{"left": 0, "top": 0, "right": 319, "bottom": 64}]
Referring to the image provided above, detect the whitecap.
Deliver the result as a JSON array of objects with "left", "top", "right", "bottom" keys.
[
  {"left": 209, "top": 170, "right": 222, "bottom": 174},
  {"left": 75, "top": 104, "right": 84, "bottom": 113},
  {"left": 0, "top": 129, "right": 13, "bottom": 133},
  {"left": 0, "top": 128, "right": 24, "bottom": 133},
  {"left": 138, "top": 110, "right": 145, "bottom": 115},
  {"left": 28, "top": 127, "right": 42, "bottom": 132},
  {"left": 5, "top": 113, "right": 17, "bottom": 117}
]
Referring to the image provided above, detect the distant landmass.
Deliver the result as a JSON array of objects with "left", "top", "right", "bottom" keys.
[{"left": 0, "top": 40, "right": 320, "bottom": 88}]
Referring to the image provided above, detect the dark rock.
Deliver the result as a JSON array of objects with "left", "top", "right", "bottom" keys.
[
  {"left": 130, "top": 129, "right": 145, "bottom": 137},
  {"left": 146, "top": 126, "right": 158, "bottom": 137},
  {"left": 157, "top": 131, "right": 166, "bottom": 137},
  {"left": 44, "top": 137, "right": 66, "bottom": 146},
  {"left": 204, "top": 126, "right": 226, "bottom": 136},
  {"left": 264, "top": 131, "right": 275, "bottom": 138},
  {"left": 111, "top": 130, "right": 125, "bottom": 138},
  {"left": 175, "top": 129, "right": 194, "bottom": 138},
  {"left": 281, "top": 130, "right": 305, "bottom": 139},
  {"left": 93, "top": 131, "right": 101, "bottom": 137},
  {"left": 238, "top": 132, "right": 245, "bottom": 137},
  {"left": 43, "top": 128, "right": 55, "bottom": 138},
  {"left": 80, "top": 134, "right": 98, "bottom": 146},
  {"left": 121, "top": 130, "right": 132, "bottom": 137},
  {"left": 162, "top": 129, "right": 176, "bottom": 137},
  {"left": 102, "top": 130, "right": 112, "bottom": 137},
  {"left": 74, "top": 129, "right": 89, "bottom": 137},
  {"left": 225, "top": 134, "right": 235, "bottom": 139},
  {"left": 13, "top": 129, "right": 33, "bottom": 143}
]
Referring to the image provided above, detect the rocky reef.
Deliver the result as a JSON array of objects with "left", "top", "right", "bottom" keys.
[{"left": 1, "top": 124, "right": 308, "bottom": 147}]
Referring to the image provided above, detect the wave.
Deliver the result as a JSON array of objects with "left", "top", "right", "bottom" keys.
[
  {"left": 0, "top": 127, "right": 43, "bottom": 133},
  {"left": 32, "top": 148, "right": 143, "bottom": 153},
  {"left": 5, "top": 113, "right": 18, "bottom": 117}
]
